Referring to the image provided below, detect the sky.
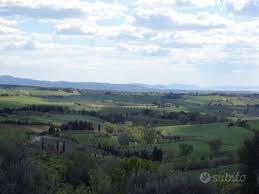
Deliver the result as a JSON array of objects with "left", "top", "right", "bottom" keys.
[{"left": 0, "top": 0, "right": 258, "bottom": 87}]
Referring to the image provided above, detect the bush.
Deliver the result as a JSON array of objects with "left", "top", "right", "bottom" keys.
[
  {"left": 178, "top": 144, "right": 193, "bottom": 157},
  {"left": 64, "top": 152, "right": 96, "bottom": 187},
  {"left": 118, "top": 133, "right": 131, "bottom": 146},
  {"left": 112, "top": 158, "right": 158, "bottom": 194},
  {"left": 208, "top": 139, "right": 223, "bottom": 156},
  {"left": 0, "top": 141, "right": 48, "bottom": 194},
  {"left": 239, "top": 132, "right": 259, "bottom": 194},
  {"left": 126, "top": 172, "right": 218, "bottom": 194}
]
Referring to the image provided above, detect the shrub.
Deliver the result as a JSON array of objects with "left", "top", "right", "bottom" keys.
[
  {"left": 178, "top": 144, "right": 193, "bottom": 157},
  {"left": 208, "top": 139, "right": 223, "bottom": 156},
  {"left": 64, "top": 152, "right": 96, "bottom": 187},
  {"left": 0, "top": 141, "right": 48, "bottom": 194},
  {"left": 118, "top": 133, "right": 131, "bottom": 146},
  {"left": 126, "top": 172, "right": 218, "bottom": 194}
]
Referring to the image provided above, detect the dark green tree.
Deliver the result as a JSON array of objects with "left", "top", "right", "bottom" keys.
[
  {"left": 48, "top": 125, "right": 55, "bottom": 135},
  {"left": 178, "top": 144, "right": 193, "bottom": 157},
  {"left": 239, "top": 132, "right": 259, "bottom": 194}
]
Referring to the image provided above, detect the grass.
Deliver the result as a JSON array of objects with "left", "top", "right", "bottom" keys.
[
  {"left": 0, "top": 87, "right": 80, "bottom": 97},
  {"left": 247, "top": 119, "right": 259, "bottom": 130},
  {"left": 62, "top": 131, "right": 118, "bottom": 145},
  {"left": 129, "top": 140, "right": 238, "bottom": 161},
  {"left": 0, "top": 123, "right": 48, "bottom": 141},
  {"left": 0, "top": 112, "right": 102, "bottom": 125},
  {"left": 0, "top": 95, "right": 60, "bottom": 105},
  {"left": 156, "top": 123, "right": 253, "bottom": 146},
  {"left": 182, "top": 95, "right": 259, "bottom": 106}
]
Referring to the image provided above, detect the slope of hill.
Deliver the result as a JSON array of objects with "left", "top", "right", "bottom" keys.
[{"left": 0, "top": 75, "right": 191, "bottom": 92}]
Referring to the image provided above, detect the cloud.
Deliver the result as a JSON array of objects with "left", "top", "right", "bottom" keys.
[
  {"left": 224, "top": 0, "right": 249, "bottom": 11},
  {"left": 134, "top": 14, "right": 226, "bottom": 31},
  {"left": 0, "top": 0, "right": 126, "bottom": 19},
  {"left": 0, "top": 5, "right": 82, "bottom": 19},
  {"left": 0, "top": 18, "right": 21, "bottom": 34},
  {"left": 234, "top": 2, "right": 259, "bottom": 17},
  {"left": 0, "top": 0, "right": 258, "bottom": 86},
  {"left": 117, "top": 43, "right": 170, "bottom": 56}
]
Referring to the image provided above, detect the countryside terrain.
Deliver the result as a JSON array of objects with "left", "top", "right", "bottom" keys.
[{"left": 0, "top": 84, "right": 259, "bottom": 194}]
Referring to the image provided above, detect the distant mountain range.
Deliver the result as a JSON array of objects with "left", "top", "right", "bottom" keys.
[
  {"left": 0, "top": 75, "right": 198, "bottom": 92},
  {"left": 0, "top": 75, "right": 258, "bottom": 93}
]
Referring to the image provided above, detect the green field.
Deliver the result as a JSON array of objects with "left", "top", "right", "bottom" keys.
[
  {"left": 157, "top": 123, "right": 253, "bottom": 146},
  {"left": 0, "top": 123, "right": 48, "bottom": 141},
  {"left": 0, "top": 112, "right": 102, "bottom": 125},
  {"left": 0, "top": 95, "right": 71, "bottom": 106},
  {"left": 0, "top": 87, "right": 80, "bottom": 97}
]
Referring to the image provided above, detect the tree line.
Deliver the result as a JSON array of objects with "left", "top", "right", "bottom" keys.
[
  {"left": 60, "top": 120, "right": 94, "bottom": 131},
  {"left": 96, "top": 143, "right": 163, "bottom": 162},
  {"left": 0, "top": 105, "right": 226, "bottom": 124}
]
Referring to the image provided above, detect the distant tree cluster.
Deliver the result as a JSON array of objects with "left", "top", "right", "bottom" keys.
[
  {"left": 162, "top": 93, "right": 184, "bottom": 99},
  {"left": 20, "top": 105, "right": 69, "bottom": 113},
  {"left": 100, "top": 113, "right": 126, "bottom": 123},
  {"left": 60, "top": 120, "right": 94, "bottom": 131},
  {"left": 97, "top": 144, "right": 163, "bottom": 162},
  {"left": 0, "top": 94, "right": 9, "bottom": 96},
  {"left": 136, "top": 109, "right": 225, "bottom": 124},
  {"left": 161, "top": 111, "right": 224, "bottom": 124},
  {"left": 0, "top": 108, "right": 14, "bottom": 114},
  {"left": 228, "top": 120, "right": 250, "bottom": 129}
]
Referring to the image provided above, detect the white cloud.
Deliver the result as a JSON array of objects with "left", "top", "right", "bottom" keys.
[
  {"left": 0, "top": 0, "right": 127, "bottom": 19},
  {"left": 0, "top": 18, "right": 22, "bottom": 37},
  {"left": 117, "top": 43, "right": 170, "bottom": 56},
  {"left": 0, "top": 0, "right": 258, "bottom": 86},
  {"left": 223, "top": 0, "right": 249, "bottom": 11}
]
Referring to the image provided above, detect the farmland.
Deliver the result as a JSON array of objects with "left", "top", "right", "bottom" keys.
[{"left": 1, "top": 85, "right": 259, "bottom": 193}]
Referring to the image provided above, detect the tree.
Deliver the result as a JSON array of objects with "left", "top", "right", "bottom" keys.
[
  {"left": 208, "top": 139, "right": 223, "bottom": 156},
  {"left": 62, "top": 141, "right": 66, "bottom": 153},
  {"left": 178, "top": 144, "right": 193, "bottom": 157},
  {"left": 152, "top": 146, "right": 163, "bottom": 162},
  {"left": 126, "top": 172, "right": 218, "bottom": 194},
  {"left": 56, "top": 140, "right": 60, "bottom": 155},
  {"left": 89, "top": 169, "right": 111, "bottom": 194},
  {"left": 64, "top": 152, "right": 96, "bottom": 187},
  {"left": 112, "top": 157, "right": 158, "bottom": 194},
  {"left": 118, "top": 133, "right": 131, "bottom": 146},
  {"left": 104, "top": 123, "right": 115, "bottom": 134},
  {"left": 48, "top": 125, "right": 56, "bottom": 135},
  {"left": 0, "top": 141, "right": 48, "bottom": 194},
  {"left": 239, "top": 132, "right": 259, "bottom": 194},
  {"left": 144, "top": 126, "right": 155, "bottom": 145},
  {"left": 41, "top": 138, "right": 44, "bottom": 152}
]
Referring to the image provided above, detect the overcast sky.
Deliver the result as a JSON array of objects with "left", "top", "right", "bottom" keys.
[{"left": 0, "top": 0, "right": 258, "bottom": 86}]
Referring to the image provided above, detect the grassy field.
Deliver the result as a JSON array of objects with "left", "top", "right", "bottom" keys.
[
  {"left": 61, "top": 131, "right": 118, "bottom": 145},
  {"left": 0, "top": 95, "right": 71, "bottom": 106},
  {"left": 0, "top": 87, "right": 80, "bottom": 97},
  {"left": 157, "top": 123, "right": 253, "bottom": 146},
  {"left": 0, "top": 123, "right": 48, "bottom": 141},
  {"left": 181, "top": 95, "right": 259, "bottom": 106},
  {"left": 0, "top": 112, "right": 102, "bottom": 125}
]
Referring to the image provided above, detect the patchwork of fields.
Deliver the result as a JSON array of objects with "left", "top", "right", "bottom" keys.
[{"left": 1, "top": 85, "right": 259, "bottom": 193}]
